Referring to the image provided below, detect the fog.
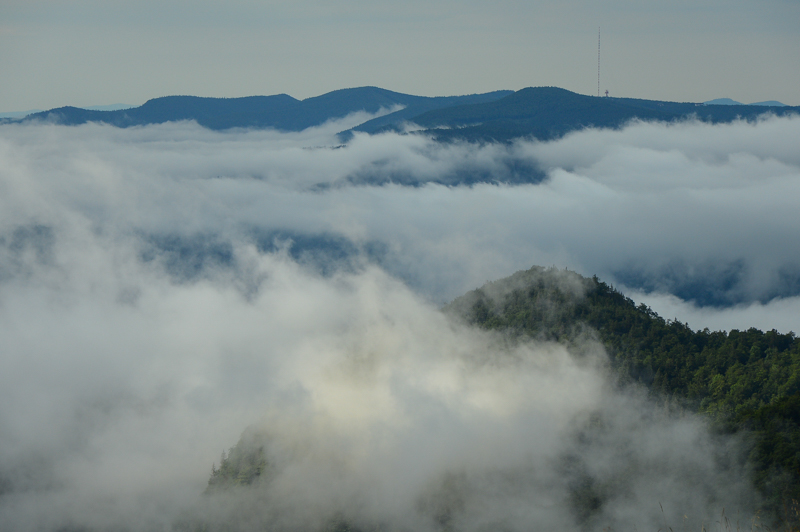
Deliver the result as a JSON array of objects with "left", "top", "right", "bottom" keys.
[
  {"left": 0, "top": 255, "right": 754, "bottom": 532},
  {"left": 0, "top": 113, "right": 795, "bottom": 530},
  {"left": 6, "top": 113, "right": 800, "bottom": 316}
]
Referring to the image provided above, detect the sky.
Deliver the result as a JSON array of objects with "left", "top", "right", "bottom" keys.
[{"left": 2, "top": 0, "right": 800, "bottom": 111}]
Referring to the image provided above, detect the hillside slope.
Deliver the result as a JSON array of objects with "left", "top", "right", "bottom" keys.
[
  {"left": 17, "top": 86, "right": 796, "bottom": 141},
  {"left": 20, "top": 87, "right": 512, "bottom": 132},
  {"left": 205, "top": 266, "right": 800, "bottom": 529},
  {"left": 445, "top": 265, "right": 800, "bottom": 521},
  {"left": 405, "top": 87, "right": 800, "bottom": 142}
]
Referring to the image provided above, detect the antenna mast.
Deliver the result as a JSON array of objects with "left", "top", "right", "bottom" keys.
[{"left": 597, "top": 27, "right": 600, "bottom": 97}]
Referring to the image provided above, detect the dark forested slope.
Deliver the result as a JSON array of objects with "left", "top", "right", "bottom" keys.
[
  {"left": 20, "top": 87, "right": 512, "bottom": 132},
  {"left": 406, "top": 87, "right": 800, "bottom": 142},
  {"left": 445, "top": 266, "right": 800, "bottom": 521},
  {"left": 18, "top": 86, "right": 796, "bottom": 142},
  {"left": 207, "top": 265, "right": 800, "bottom": 527}
]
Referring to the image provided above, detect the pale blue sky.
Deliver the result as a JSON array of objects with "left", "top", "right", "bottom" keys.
[{"left": 1, "top": 0, "right": 799, "bottom": 111}]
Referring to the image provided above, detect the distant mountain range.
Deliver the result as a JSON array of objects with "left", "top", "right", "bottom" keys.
[
  {"left": 704, "top": 98, "right": 787, "bottom": 106},
  {"left": 0, "top": 109, "right": 44, "bottom": 119},
  {"left": 9, "top": 87, "right": 512, "bottom": 135},
  {"left": 408, "top": 88, "right": 799, "bottom": 142},
  {"left": 5, "top": 87, "right": 798, "bottom": 143},
  {"left": 0, "top": 103, "right": 134, "bottom": 119}
]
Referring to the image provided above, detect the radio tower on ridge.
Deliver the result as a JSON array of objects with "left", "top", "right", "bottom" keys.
[{"left": 597, "top": 27, "right": 600, "bottom": 97}]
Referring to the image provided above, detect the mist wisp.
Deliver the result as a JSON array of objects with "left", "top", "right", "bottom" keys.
[{"left": 0, "top": 252, "right": 755, "bottom": 531}]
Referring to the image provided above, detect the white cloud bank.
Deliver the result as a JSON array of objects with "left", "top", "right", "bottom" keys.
[
  {"left": 0, "top": 114, "right": 795, "bottom": 530},
  {"left": 0, "top": 252, "right": 754, "bottom": 532},
  {"left": 4, "top": 113, "right": 799, "bottom": 317}
]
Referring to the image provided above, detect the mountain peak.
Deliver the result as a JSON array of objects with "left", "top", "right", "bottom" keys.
[{"left": 703, "top": 98, "right": 743, "bottom": 105}]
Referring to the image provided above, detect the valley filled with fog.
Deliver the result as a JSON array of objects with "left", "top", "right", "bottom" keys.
[{"left": 0, "top": 113, "right": 798, "bottom": 531}]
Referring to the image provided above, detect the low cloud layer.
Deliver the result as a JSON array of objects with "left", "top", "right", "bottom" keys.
[
  {"left": 0, "top": 114, "right": 795, "bottom": 530},
  {"left": 2, "top": 113, "right": 799, "bottom": 317},
  {"left": 0, "top": 251, "right": 754, "bottom": 531}
]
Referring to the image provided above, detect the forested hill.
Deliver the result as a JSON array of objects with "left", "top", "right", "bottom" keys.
[
  {"left": 13, "top": 86, "right": 796, "bottom": 142},
  {"left": 207, "top": 266, "right": 800, "bottom": 527},
  {"left": 445, "top": 265, "right": 800, "bottom": 523},
  {"left": 407, "top": 87, "right": 800, "bottom": 142},
  {"left": 17, "top": 87, "right": 512, "bottom": 131}
]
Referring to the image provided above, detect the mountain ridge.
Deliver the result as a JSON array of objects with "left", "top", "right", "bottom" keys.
[
  {"left": 406, "top": 87, "right": 799, "bottom": 142},
  {"left": 8, "top": 86, "right": 798, "bottom": 143},
  {"left": 14, "top": 87, "right": 513, "bottom": 133}
]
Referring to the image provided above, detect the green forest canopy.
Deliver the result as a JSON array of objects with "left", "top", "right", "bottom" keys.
[{"left": 444, "top": 266, "right": 800, "bottom": 523}]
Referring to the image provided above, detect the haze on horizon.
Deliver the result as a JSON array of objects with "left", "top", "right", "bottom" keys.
[{"left": 1, "top": 0, "right": 799, "bottom": 112}]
